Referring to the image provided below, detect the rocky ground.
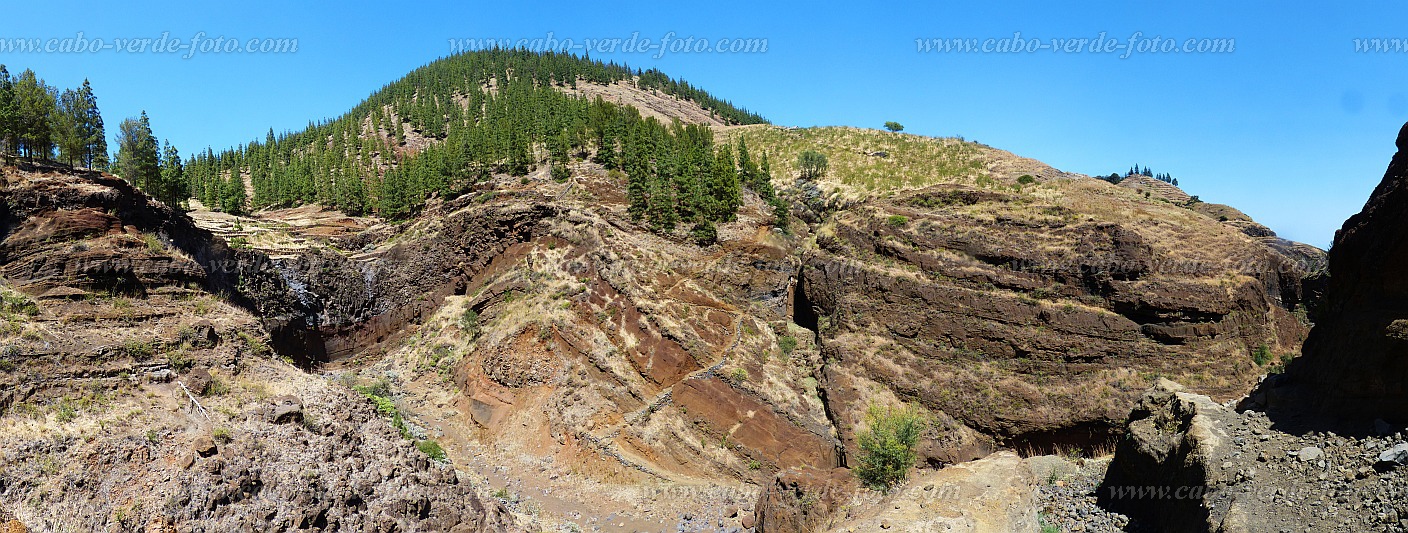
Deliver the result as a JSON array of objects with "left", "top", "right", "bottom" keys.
[
  {"left": 1034, "top": 456, "right": 1131, "bottom": 532},
  {"left": 1100, "top": 379, "right": 1408, "bottom": 533}
]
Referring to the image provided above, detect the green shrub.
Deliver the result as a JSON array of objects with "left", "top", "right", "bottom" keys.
[
  {"left": 886, "top": 215, "right": 908, "bottom": 227},
  {"left": 1, "top": 292, "right": 38, "bottom": 316},
  {"left": 690, "top": 221, "right": 718, "bottom": 246},
  {"left": 416, "top": 439, "right": 447, "bottom": 462},
  {"left": 855, "top": 403, "right": 928, "bottom": 491},
  {"left": 122, "top": 339, "right": 155, "bottom": 358},
  {"left": 212, "top": 427, "right": 232, "bottom": 443},
  {"left": 164, "top": 349, "right": 191, "bottom": 370},
  {"left": 236, "top": 331, "right": 272, "bottom": 356},
  {"left": 354, "top": 383, "right": 410, "bottom": 439},
  {"left": 1252, "top": 344, "right": 1273, "bottom": 366},
  {"left": 778, "top": 336, "right": 798, "bottom": 355},
  {"left": 1017, "top": 174, "right": 1036, "bottom": 185},
  {"left": 459, "top": 308, "right": 480, "bottom": 337},
  {"left": 55, "top": 399, "right": 77, "bottom": 423},
  {"left": 142, "top": 233, "right": 164, "bottom": 254},
  {"left": 206, "top": 376, "right": 230, "bottom": 396},
  {"left": 729, "top": 367, "right": 749, "bottom": 383}
]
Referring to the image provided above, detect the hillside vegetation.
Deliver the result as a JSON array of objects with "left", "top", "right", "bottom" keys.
[{"left": 185, "top": 50, "right": 766, "bottom": 220}]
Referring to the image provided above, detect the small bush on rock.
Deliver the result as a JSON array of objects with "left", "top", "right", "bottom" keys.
[{"left": 855, "top": 403, "right": 928, "bottom": 492}]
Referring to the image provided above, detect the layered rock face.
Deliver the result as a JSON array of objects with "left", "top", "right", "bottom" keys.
[
  {"left": 1276, "top": 121, "right": 1408, "bottom": 426},
  {"left": 0, "top": 164, "right": 518, "bottom": 532},
  {"left": 802, "top": 180, "right": 1320, "bottom": 462}
]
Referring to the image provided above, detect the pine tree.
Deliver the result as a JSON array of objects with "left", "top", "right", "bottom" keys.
[
  {"left": 624, "top": 123, "right": 651, "bottom": 221},
  {"left": 11, "top": 69, "right": 56, "bottom": 159},
  {"left": 798, "top": 150, "right": 828, "bottom": 181},
  {"left": 737, "top": 137, "right": 758, "bottom": 192},
  {"left": 52, "top": 88, "right": 86, "bottom": 166},
  {"left": 0, "top": 65, "right": 13, "bottom": 155},
  {"left": 159, "top": 141, "right": 187, "bottom": 210},
  {"left": 78, "top": 80, "right": 106, "bottom": 170},
  {"left": 709, "top": 146, "right": 741, "bottom": 221},
  {"left": 549, "top": 128, "right": 571, "bottom": 181},
  {"left": 221, "top": 174, "right": 247, "bottom": 215},
  {"left": 114, "top": 112, "right": 161, "bottom": 195}
]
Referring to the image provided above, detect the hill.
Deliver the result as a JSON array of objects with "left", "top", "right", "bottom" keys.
[{"left": 1, "top": 50, "right": 1331, "bottom": 531}]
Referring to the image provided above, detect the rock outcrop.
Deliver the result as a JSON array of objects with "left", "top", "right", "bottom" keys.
[
  {"left": 1099, "top": 379, "right": 1239, "bottom": 531},
  {"left": 1270, "top": 121, "right": 1408, "bottom": 428},
  {"left": 754, "top": 466, "right": 855, "bottom": 532},
  {"left": 0, "top": 163, "right": 518, "bottom": 532},
  {"left": 803, "top": 180, "right": 1320, "bottom": 463},
  {"left": 1099, "top": 123, "right": 1408, "bottom": 532}
]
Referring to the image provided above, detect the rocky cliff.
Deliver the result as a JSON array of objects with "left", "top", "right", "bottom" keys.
[
  {"left": 1100, "top": 122, "right": 1408, "bottom": 533},
  {"left": 0, "top": 162, "right": 518, "bottom": 532},
  {"left": 1270, "top": 121, "right": 1408, "bottom": 428}
]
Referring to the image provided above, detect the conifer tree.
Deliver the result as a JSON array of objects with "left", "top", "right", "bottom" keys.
[
  {"left": 159, "top": 141, "right": 187, "bottom": 210},
  {"left": 0, "top": 65, "right": 12, "bottom": 155},
  {"left": 52, "top": 88, "right": 86, "bottom": 166},
  {"left": 114, "top": 112, "right": 161, "bottom": 194},
  {"left": 709, "top": 145, "right": 741, "bottom": 221},
  {"left": 78, "top": 80, "right": 106, "bottom": 169},
  {"left": 11, "top": 69, "right": 56, "bottom": 159}
]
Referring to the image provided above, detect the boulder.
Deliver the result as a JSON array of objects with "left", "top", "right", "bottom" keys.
[
  {"left": 1378, "top": 442, "right": 1408, "bottom": 467},
  {"left": 192, "top": 435, "right": 217, "bottom": 457},
  {"left": 269, "top": 395, "right": 304, "bottom": 425},
  {"left": 1099, "top": 379, "right": 1242, "bottom": 532},
  {"left": 181, "top": 368, "right": 212, "bottom": 396},
  {"left": 754, "top": 467, "right": 854, "bottom": 532}
]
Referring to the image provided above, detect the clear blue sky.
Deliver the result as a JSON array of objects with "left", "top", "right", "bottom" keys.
[{"left": 4, "top": 1, "right": 1405, "bottom": 247}]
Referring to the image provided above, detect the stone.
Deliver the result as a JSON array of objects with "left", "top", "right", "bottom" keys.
[
  {"left": 147, "top": 369, "right": 174, "bottom": 383},
  {"left": 182, "top": 368, "right": 212, "bottom": 396},
  {"left": 268, "top": 395, "right": 304, "bottom": 425},
  {"left": 1378, "top": 443, "right": 1408, "bottom": 466},
  {"left": 1297, "top": 446, "right": 1324, "bottom": 462},
  {"left": 187, "top": 320, "right": 219, "bottom": 347},
  {"left": 740, "top": 513, "right": 754, "bottom": 529},
  {"left": 753, "top": 467, "right": 854, "bottom": 532},
  {"left": 192, "top": 435, "right": 217, "bottom": 457}
]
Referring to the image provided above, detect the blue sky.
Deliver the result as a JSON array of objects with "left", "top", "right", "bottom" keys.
[{"left": 3, "top": 1, "right": 1405, "bottom": 247}]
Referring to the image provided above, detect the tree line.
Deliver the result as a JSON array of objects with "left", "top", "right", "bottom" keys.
[
  {"left": 188, "top": 49, "right": 771, "bottom": 224},
  {"left": 0, "top": 64, "right": 187, "bottom": 210},
  {"left": 1099, "top": 164, "right": 1178, "bottom": 187},
  {"left": 0, "top": 65, "right": 106, "bottom": 167}
]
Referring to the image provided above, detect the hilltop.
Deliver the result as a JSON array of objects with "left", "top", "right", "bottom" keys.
[{"left": 0, "top": 51, "right": 1330, "bottom": 532}]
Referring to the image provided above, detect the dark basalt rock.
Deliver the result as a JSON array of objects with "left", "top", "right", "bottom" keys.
[{"left": 1269, "top": 121, "right": 1408, "bottom": 430}]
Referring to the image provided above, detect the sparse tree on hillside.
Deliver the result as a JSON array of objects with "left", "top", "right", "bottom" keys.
[
  {"left": 78, "top": 80, "right": 106, "bottom": 170},
  {"left": 114, "top": 112, "right": 161, "bottom": 195},
  {"left": 798, "top": 150, "right": 828, "bottom": 181},
  {"left": 884, "top": 121, "right": 904, "bottom": 133},
  {"left": 159, "top": 141, "right": 187, "bottom": 210},
  {"left": 0, "top": 65, "right": 14, "bottom": 155},
  {"left": 11, "top": 69, "right": 56, "bottom": 159}
]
